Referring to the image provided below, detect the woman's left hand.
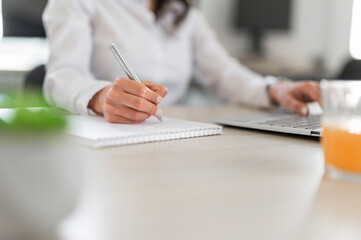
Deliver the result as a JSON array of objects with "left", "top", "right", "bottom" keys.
[{"left": 269, "top": 81, "right": 321, "bottom": 116}]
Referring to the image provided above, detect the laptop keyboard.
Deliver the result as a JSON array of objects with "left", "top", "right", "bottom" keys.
[{"left": 256, "top": 115, "right": 321, "bottom": 130}]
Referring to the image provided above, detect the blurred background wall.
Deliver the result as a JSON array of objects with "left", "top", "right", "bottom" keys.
[
  {"left": 1, "top": 0, "right": 46, "bottom": 37},
  {"left": 200, "top": 0, "right": 353, "bottom": 77}
]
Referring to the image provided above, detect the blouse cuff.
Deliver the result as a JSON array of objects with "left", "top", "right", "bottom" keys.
[
  {"left": 260, "top": 76, "right": 280, "bottom": 108},
  {"left": 77, "top": 80, "right": 112, "bottom": 116}
]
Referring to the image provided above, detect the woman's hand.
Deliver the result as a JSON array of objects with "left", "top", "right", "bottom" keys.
[
  {"left": 88, "top": 78, "right": 168, "bottom": 123},
  {"left": 269, "top": 81, "right": 321, "bottom": 116}
]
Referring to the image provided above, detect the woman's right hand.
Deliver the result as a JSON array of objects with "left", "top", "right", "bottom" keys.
[{"left": 88, "top": 78, "right": 168, "bottom": 124}]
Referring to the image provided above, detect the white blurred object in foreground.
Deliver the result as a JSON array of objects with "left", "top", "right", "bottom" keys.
[{"left": 0, "top": 134, "right": 83, "bottom": 240}]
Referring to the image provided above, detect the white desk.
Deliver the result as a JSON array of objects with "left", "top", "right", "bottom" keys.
[{"left": 59, "top": 105, "right": 361, "bottom": 240}]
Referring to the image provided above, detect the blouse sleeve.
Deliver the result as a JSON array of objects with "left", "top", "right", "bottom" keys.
[
  {"left": 191, "top": 10, "right": 278, "bottom": 108},
  {"left": 43, "top": 0, "right": 111, "bottom": 115}
]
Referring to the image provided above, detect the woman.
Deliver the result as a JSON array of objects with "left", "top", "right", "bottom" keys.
[{"left": 43, "top": 0, "right": 320, "bottom": 123}]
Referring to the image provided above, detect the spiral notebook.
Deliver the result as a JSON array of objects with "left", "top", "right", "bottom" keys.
[{"left": 67, "top": 115, "right": 223, "bottom": 148}]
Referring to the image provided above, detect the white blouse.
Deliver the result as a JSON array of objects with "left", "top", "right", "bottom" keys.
[{"left": 43, "top": 0, "right": 278, "bottom": 115}]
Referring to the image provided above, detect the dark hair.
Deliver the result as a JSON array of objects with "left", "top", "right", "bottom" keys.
[{"left": 155, "top": 0, "right": 192, "bottom": 32}]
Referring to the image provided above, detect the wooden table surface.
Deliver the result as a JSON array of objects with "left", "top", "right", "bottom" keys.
[{"left": 62, "top": 105, "right": 361, "bottom": 240}]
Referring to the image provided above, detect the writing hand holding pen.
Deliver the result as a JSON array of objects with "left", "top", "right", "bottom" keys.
[
  {"left": 88, "top": 78, "right": 167, "bottom": 124},
  {"left": 88, "top": 44, "right": 167, "bottom": 124}
]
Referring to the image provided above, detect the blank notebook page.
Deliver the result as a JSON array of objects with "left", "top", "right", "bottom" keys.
[{"left": 67, "top": 116, "right": 223, "bottom": 148}]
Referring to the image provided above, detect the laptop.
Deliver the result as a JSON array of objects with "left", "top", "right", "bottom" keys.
[{"left": 214, "top": 107, "right": 323, "bottom": 137}]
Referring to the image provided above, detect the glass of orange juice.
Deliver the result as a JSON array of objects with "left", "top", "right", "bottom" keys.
[{"left": 321, "top": 80, "right": 361, "bottom": 181}]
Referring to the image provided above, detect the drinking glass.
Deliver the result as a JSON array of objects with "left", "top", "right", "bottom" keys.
[{"left": 321, "top": 80, "right": 361, "bottom": 181}]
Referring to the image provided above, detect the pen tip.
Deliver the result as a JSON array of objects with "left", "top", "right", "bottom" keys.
[{"left": 158, "top": 116, "right": 163, "bottom": 122}]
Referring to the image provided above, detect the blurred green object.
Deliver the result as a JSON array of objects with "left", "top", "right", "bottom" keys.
[
  {"left": 0, "top": 108, "right": 67, "bottom": 134},
  {"left": 0, "top": 94, "right": 12, "bottom": 108},
  {"left": 13, "top": 109, "right": 66, "bottom": 132},
  {"left": 0, "top": 119, "right": 7, "bottom": 128},
  {"left": 0, "top": 91, "right": 67, "bottom": 134},
  {"left": 0, "top": 90, "right": 49, "bottom": 108}
]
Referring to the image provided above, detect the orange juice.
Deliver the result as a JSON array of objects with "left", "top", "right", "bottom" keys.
[{"left": 322, "top": 126, "right": 361, "bottom": 174}]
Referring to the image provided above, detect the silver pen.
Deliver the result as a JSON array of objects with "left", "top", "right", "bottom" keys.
[{"left": 109, "top": 44, "right": 163, "bottom": 122}]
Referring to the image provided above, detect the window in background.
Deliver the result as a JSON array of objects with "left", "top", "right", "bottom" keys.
[{"left": 350, "top": 0, "right": 361, "bottom": 59}]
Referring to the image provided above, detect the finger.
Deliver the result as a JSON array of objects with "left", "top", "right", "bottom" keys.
[
  {"left": 142, "top": 81, "right": 168, "bottom": 98},
  {"left": 114, "top": 79, "right": 162, "bottom": 104},
  {"left": 299, "top": 88, "right": 320, "bottom": 103},
  {"left": 300, "top": 83, "right": 321, "bottom": 104},
  {"left": 282, "top": 95, "right": 309, "bottom": 116},
  {"left": 313, "top": 82, "right": 321, "bottom": 91},
  {"left": 151, "top": 85, "right": 168, "bottom": 98},
  {"left": 104, "top": 103, "right": 150, "bottom": 122},
  {"left": 104, "top": 112, "right": 143, "bottom": 124},
  {"left": 120, "top": 93, "right": 162, "bottom": 117}
]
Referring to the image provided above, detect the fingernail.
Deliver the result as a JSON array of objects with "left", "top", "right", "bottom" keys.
[
  {"left": 155, "top": 109, "right": 162, "bottom": 117},
  {"left": 157, "top": 96, "right": 163, "bottom": 104},
  {"left": 301, "top": 107, "right": 308, "bottom": 115}
]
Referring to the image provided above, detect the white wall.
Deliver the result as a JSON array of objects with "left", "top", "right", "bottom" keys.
[
  {"left": 200, "top": 0, "right": 354, "bottom": 76},
  {"left": 0, "top": 0, "right": 3, "bottom": 38},
  {"left": 322, "top": 0, "right": 354, "bottom": 72}
]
